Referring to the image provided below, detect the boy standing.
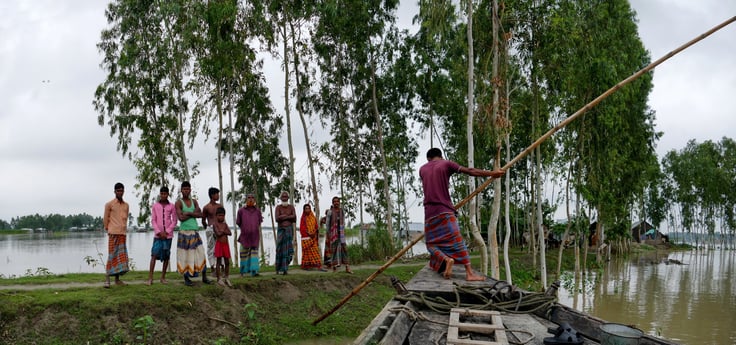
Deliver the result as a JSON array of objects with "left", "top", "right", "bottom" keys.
[
  {"left": 202, "top": 187, "right": 221, "bottom": 273},
  {"left": 213, "top": 207, "right": 233, "bottom": 288},
  {"left": 147, "top": 186, "right": 175, "bottom": 285}
]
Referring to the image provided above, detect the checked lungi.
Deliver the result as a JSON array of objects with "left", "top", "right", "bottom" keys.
[
  {"left": 106, "top": 234, "right": 130, "bottom": 276},
  {"left": 424, "top": 212, "right": 470, "bottom": 273}
]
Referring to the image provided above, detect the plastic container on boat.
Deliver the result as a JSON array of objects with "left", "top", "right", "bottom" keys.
[{"left": 599, "top": 323, "right": 644, "bottom": 345}]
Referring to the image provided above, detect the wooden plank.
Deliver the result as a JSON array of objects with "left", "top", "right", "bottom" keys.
[
  {"left": 407, "top": 309, "right": 451, "bottom": 345},
  {"left": 447, "top": 309, "right": 508, "bottom": 345},
  {"left": 353, "top": 299, "right": 403, "bottom": 345},
  {"left": 502, "top": 312, "right": 598, "bottom": 345},
  {"left": 405, "top": 265, "right": 507, "bottom": 301},
  {"left": 379, "top": 301, "right": 417, "bottom": 345}
]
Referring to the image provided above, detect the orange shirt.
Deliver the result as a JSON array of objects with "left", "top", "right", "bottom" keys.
[{"left": 104, "top": 198, "right": 129, "bottom": 235}]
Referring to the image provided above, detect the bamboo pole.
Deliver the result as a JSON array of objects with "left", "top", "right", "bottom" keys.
[{"left": 312, "top": 15, "right": 736, "bottom": 326}]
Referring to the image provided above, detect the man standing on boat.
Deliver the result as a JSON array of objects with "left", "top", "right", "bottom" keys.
[{"left": 419, "top": 148, "right": 504, "bottom": 281}]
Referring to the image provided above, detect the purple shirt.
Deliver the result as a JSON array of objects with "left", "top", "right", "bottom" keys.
[
  {"left": 236, "top": 206, "right": 263, "bottom": 247},
  {"left": 419, "top": 159, "right": 461, "bottom": 220},
  {"left": 151, "top": 201, "right": 176, "bottom": 239}
]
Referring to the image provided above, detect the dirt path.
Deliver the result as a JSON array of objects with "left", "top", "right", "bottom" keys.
[{"left": 0, "top": 261, "right": 428, "bottom": 291}]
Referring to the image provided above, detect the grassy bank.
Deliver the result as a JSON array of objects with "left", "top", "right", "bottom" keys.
[{"left": 0, "top": 264, "right": 422, "bottom": 345}]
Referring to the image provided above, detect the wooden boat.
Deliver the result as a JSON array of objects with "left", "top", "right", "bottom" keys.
[{"left": 354, "top": 265, "right": 679, "bottom": 345}]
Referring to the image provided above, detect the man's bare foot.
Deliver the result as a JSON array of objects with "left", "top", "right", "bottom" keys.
[
  {"left": 442, "top": 258, "right": 454, "bottom": 279},
  {"left": 144, "top": 279, "right": 152, "bottom": 286},
  {"left": 465, "top": 269, "right": 486, "bottom": 281}
]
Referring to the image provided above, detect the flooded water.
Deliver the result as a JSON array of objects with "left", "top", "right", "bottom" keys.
[
  {"left": 557, "top": 250, "right": 736, "bottom": 345},
  {"left": 0, "top": 229, "right": 427, "bottom": 278}
]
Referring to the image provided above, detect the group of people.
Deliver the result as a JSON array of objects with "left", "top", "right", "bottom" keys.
[
  {"left": 101, "top": 182, "right": 355, "bottom": 289},
  {"left": 102, "top": 147, "right": 502, "bottom": 288}
]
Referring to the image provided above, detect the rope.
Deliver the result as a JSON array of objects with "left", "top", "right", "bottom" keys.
[{"left": 393, "top": 283, "right": 557, "bottom": 315}]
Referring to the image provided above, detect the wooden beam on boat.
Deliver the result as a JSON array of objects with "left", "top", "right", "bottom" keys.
[
  {"left": 352, "top": 299, "right": 405, "bottom": 345},
  {"left": 545, "top": 304, "right": 680, "bottom": 345}
]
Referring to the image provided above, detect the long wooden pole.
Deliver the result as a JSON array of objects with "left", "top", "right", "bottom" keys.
[{"left": 312, "top": 15, "right": 736, "bottom": 326}]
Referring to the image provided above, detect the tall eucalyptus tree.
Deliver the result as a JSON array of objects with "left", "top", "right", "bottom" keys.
[
  {"left": 313, "top": 0, "right": 414, "bottom": 241},
  {"left": 189, "top": 0, "right": 270, "bottom": 256},
  {"left": 94, "top": 0, "right": 199, "bottom": 223},
  {"left": 535, "top": 0, "right": 657, "bottom": 261}
]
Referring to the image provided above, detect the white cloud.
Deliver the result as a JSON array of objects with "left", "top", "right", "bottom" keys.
[{"left": 0, "top": 0, "right": 734, "bottom": 226}]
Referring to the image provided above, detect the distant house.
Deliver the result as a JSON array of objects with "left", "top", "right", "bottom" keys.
[{"left": 631, "top": 220, "right": 668, "bottom": 245}]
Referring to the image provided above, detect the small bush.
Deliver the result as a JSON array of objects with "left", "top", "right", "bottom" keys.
[{"left": 347, "top": 227, "right": 402, "bottom": 264}]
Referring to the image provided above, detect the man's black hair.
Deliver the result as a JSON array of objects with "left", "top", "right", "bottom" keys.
[
  {"left": 216, "top": 207, "right": 226, "bottom": 215},
  {"left": 114, "top": 182, "right": 124, "bottom": 190},
  {"left": 208, "top": 187, "right": 220, "bottom": 198},
  {"left": 426, "top": 148, "right": 443, "bottom": 160},
  {"left": 181, "top": 181, "right": 191, "bottom": 188}
]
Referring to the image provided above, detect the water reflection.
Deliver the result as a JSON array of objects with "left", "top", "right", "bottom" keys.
[
  {"left": 0, "top": 230, "right": 427, "bottom": 278},
  {"left": 558, "top": 250, "right": 736, "bottom": 345}
]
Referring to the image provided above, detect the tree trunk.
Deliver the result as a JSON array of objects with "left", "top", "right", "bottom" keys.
[
  {"left": 289, "top": 22, "right": 320, "bottom": 221},
  {"left": 370, "top": 59, "right": 394, "bottom": 246},
  {"left": 466, "top": 0, "right": 488, "bottom": 275},
  {"left": 216, "top": 86, "right": 224, "bottom": 193},
  {"left": 535, "top": 146, "right": 547, "bottom": 288},
  {"left": 281, "top": 24, "right": 298, "bottom": 266},
  {"left": 557, "top": 161, "right": 573, "bottom": 277},
  {"left": 228, "top": 106, "right": 238, "bottom": 269},
  {"left": 503, "top": 133, "right": 512, "bottom": 285}
]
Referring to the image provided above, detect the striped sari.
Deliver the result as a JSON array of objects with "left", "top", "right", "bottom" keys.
[
  {"left": 106, "top": 234, "right": 129, "bottom": 276},
  {"left": 424, "top": 212, "right": 470, "bottom": 273}
]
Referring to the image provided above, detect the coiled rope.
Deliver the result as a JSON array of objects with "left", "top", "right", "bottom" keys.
[{"left": 388, "top": 283, "right": 555, "bottom": 344}]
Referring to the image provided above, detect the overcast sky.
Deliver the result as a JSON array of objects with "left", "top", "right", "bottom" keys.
[{"left": 0, "top": 1, "right": 734, "bottom": 225}]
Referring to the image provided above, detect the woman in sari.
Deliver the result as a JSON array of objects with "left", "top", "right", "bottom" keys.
[
  {"left": 300, "top": 204, "right": 326, "bottom": 271},
  {"left": 323, "top": 196, "right": 352, "bottom": 274}
]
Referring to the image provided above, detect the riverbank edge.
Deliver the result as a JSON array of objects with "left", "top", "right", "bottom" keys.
[{"left": 0, "top": 246, "right": 678, "bottom": 344}]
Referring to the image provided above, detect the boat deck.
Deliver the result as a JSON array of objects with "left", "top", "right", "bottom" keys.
[{"left": 355, "top": 265, "right": 676, "bottom": 345}]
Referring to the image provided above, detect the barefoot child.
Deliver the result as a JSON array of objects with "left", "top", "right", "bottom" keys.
[
  {"left": 147, "top": 186, "right": 175, "bottom": 285},
  {"left": 213, "top": 207, "right": 233, "bottom": 287}
]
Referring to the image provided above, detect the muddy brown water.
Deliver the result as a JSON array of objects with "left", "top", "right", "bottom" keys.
[{"left": 558, "top": 250, "right": 735, "bottom": 345}]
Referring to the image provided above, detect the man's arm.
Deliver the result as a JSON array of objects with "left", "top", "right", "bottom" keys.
[
  {"left": 201, "top": 206, "right": 210, "bottom": 228},
  {"left": 175, "top": 200, "right": 186, "bottom": 222},
  {"left": 103, "top": 202, "right": 110, "bottom": 230},
  {"left": 459, "top": 166, "right": 505, "bottom": 178},
  {"left": 191, "top": 200, "right": 203, "bottom": 218},
  {"left": 287, "top": 205, "right": 297, "bottom": 222},
  {"left": 275, "top": 205, "right": 285, "bottom": 222},
  {"left": 151, "top": 204, "right": 160, "bottom": 234}
]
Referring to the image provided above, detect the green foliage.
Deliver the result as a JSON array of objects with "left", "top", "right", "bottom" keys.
[
  {"left": 133, "top": 315, "right": 155, "bottom": 344},
  {"left": 347, "top": 227, "right": 402, "bottom": 264},
  {"left": 662, "top": 138, "right": 736, "bottom": 235},
  {"left": 10, "top": 213, "right": 102, "bottom": 231},
  {"left": 95, "top": 0, "right": 201, "bottom": 224}
]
